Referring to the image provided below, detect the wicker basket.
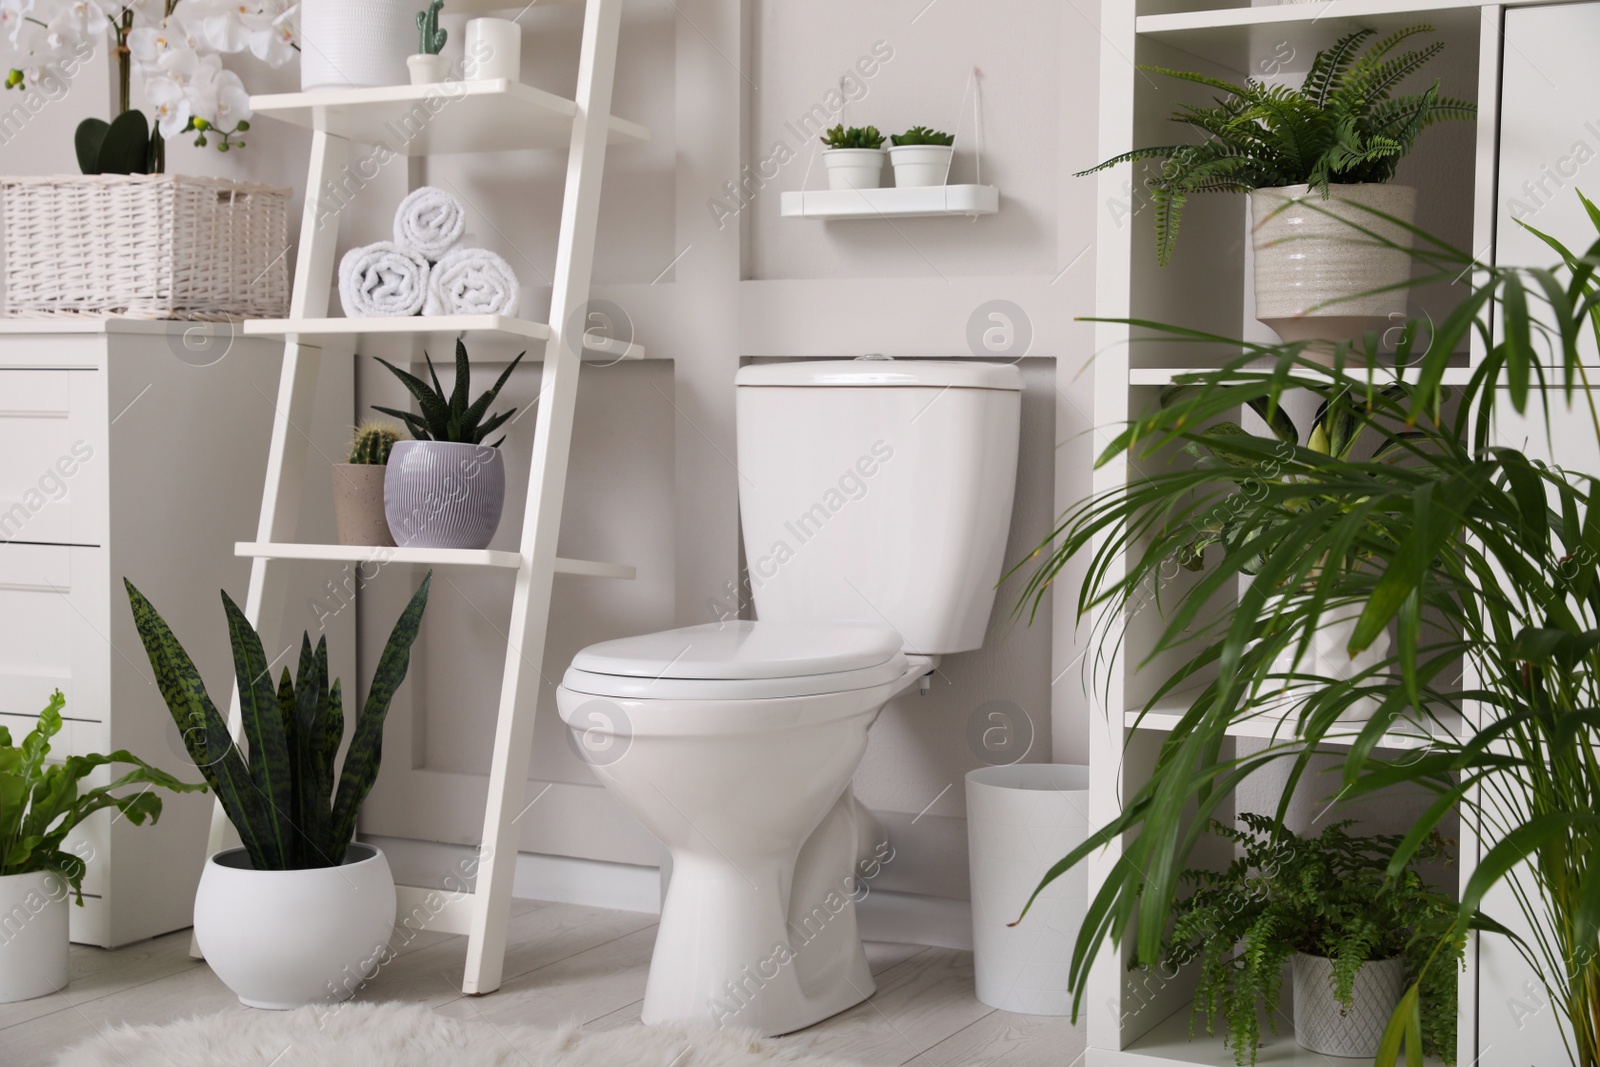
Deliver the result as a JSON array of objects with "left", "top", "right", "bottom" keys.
[{"left": 0, "top": 174, "right": 291, "bottom": 320}]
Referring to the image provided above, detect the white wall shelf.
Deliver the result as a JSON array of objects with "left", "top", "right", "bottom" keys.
[
  {"left": 779, "top": 184, "right": 999, "bottom": 220},
  {"left": 1123, "top": 707, "right": 1461, "bottom": 750},
  {"left": 242, "top": 315, "right": 645, "bottom": 360},
  {"left": 235, "top": 541, "right": 636, "bottom": 579},
  {"left": 1112, "top": 1003, "right": 1447, "bottom": 1066}
]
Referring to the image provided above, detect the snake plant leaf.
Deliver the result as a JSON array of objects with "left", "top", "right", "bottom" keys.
[
  {"left": 322, "top": 678, "right": 344, "bottom": 803},
  {"left": 293, "top": 636, "right": 333, "bottom": 866},
  {"left": 222, "top": 590, "right": 293, "bottom": 869}
]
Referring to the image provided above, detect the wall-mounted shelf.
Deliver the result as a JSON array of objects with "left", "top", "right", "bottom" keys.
[
  {"left": 235, "top": 541, "right": 635, "bottom": 579},
  {"left": 242, "top": 315, "right": 645, "bottom": 360},
  {"left": 780, "top": 184, "right": 999, "bottom": 220}
]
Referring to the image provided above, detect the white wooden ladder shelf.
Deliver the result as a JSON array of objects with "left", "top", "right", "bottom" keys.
[{"left": 203, "top": 0, "right": 645, "bottom": 996}]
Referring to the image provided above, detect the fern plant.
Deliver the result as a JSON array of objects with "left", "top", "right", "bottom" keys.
[
  {"left": 373, "top": 340, "right": 524, "bottom": 447},
  {"left": 1167, "top": 815, "right": 1463, "bottom": 1067},
  {"left": 820, "top": 124, "right": 885, "bottom": 150},
  {"left": 1077, "top": 25, "right": 1475, "bottom": 265}
]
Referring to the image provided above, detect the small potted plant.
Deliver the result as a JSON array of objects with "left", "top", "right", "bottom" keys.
[
  {"left": 125, "top": 574, "right": 431, "bottom": 1009},
  {"left": 409, "top": 0, "right": 449, "bottom": 85},
  {"left": 820, "top": 124, "right": 886, "bottom": 190},
  {"left": 333, "top": 421, "right": 401, "bottom": 548},
  {"left": 373, "top": 340, "right": 524, "bottom": 550},
  {"left": 0, "top": 691, "right": 202, "bottom": 1004},
  {"left": 1163, "top": 815, "right": 1464, "bottom": 1065},
  {"left": 888, "top": 126, "right": 955, "bottom": 188}
]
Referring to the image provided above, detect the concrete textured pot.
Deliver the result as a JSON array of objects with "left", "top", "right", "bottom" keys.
[
  {"left": 383, "top": 440, "right": 506, "bottom": 550},
  {"left": 888, "top": 144, "right": 954, "bottom": 188},
  {"left": 332, "top": 464, "right": 395, "bottom": 547},
  {"left": 0, "top": 870, "right": 69, "bottom": 1004},
  {"left": 822, "top": 148, "right": 886, "bottom": 191},
  {"left": 1250, "top": 183, "right": 1417, "bottom": 344},
  {"left": 1293, "top": 952, "right": 1407, "bottom": 1058}
]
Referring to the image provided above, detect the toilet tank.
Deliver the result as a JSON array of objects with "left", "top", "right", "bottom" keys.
[{"left": 734, "top": 360, "right": 1023, "bottom": 655}]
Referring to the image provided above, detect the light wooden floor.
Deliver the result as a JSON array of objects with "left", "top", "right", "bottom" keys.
[{"left": 2, "top": 898, "right": 1084, "bottom": 1066}]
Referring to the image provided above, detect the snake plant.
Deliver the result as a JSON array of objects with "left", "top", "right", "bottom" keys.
[{"left": 124, "top": 573, "right": 431, "bottom": 870}]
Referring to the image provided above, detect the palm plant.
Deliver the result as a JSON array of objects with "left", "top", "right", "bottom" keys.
[
  {"left": 1077, "top": 25, "right": 1475, "bottom": 264},
  {"left": 1012, "top": 194, "right": 1600, "bottom": 1065}
]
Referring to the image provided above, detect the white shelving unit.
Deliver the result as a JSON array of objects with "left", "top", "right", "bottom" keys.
[
  {"left": 207, "top": 0, "right": 647, "bottom": 996},
  {"left": 779, "top": 184, "right": 999, "bottom": 220}
]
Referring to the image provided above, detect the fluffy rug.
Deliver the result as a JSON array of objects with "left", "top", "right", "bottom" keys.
[{"left": 54, "top": 1001, "right": 868, "bottom": 1067}]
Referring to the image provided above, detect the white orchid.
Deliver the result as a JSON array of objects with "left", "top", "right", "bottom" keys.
[
  {"left": 0, "top": 0, "right": 37, "bottom": 49},
  {"left": 144, "top": 71, "right": 191, "bottom": 138}
]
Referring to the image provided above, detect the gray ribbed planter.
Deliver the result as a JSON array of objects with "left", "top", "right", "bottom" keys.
[
  {"left": 383, "top": 441, "right": 506, "bottom": 550},
  {"left": 1293, "top": 952, "right": 1407, "bottom": 1058}
]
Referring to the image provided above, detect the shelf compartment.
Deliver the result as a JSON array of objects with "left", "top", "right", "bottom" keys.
[
  {"left": 242, "top": 315, "right": 645, "bottom": 360},
  {"left": 780, "top": 184, "right": 999, "bottom": 220},
  {"left": 1124, "top": 704, "right": 1460, "bottom": 751},
  {"left": 248, "top": 79, "right": 649, "bottom": 154},
  {"left": 236, "top": 542, "right": 636, "bottom": 580},
  {"left": 1114, "top": 1000, "right": 1448, "bottom": 1065}
]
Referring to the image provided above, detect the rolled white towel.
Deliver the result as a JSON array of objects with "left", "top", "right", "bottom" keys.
[
  {"left": 338, "top": 242, "right": 430, "bottom": 318},
  {"left": 423, "top": 247, "right": 520, "bottom": 317},
  {"left": 393, "top": 186, "right": 466, "bottom": 261}
]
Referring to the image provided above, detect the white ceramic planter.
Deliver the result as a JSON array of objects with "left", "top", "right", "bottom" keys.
[
  {"left": 0, "top": 870, "right": 69, "bottom": 1004},
  {"left": 1250, "top": 183, "right": 1417, "bottom": 344},
  {"left": 465, "top": 18, "right": 521, "bottom": 81},
  {"left": 888, "top": 144, "right": 954, "bottom": 188},
  {"left": 407, "top": 54, "right": 451, "bottom": 86},
  {"left": 1293, "top": 952, "right": 1407, "bottom": 1057},
  {"left": 966, "top": 764, "right": 1089, "bottom": 1015},
  {"left": 822, "top": 148, "right": 886, "bottom": 191},
  {"left": 300, "top": 0, "right": 416, "bottom": 91},
  {"left": 194, "top": 844, "right": 397, "bottom": 1009},
  {"left": 384, "top": 441, "right": 507, "bottom": 550},
  {"left": 1262, "top": 604, "right": 1393, "bottom": 722}
]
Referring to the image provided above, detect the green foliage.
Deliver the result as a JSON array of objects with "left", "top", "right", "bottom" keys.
[
  {"left": 890, "top": 126, "right": 953, "bottom": 147},
  {"left": 820, "top": 124, "right": 885, "bottom": 150},
  {"left": 1077, "top": 26, "right": 1475, "bottom": 265},
  {"left": 0, "top": 691, "right": 204, "bottom": 902},
  {"left": 75, "top": 110, "right": 155, "bottom": 176},
  {"left": 348, "top": 420, "right": 401, "bottom": 465},
  {"left": 417, "top": 0, "right": 447, "bottom": 56},
  {"left": 1167, "top": 815, "right": 1462, "bottom": 1066},
  {"left": 124, "top": 574, "right": 431, "bottom": 871},
  {"left": 373, "top": 340, "right": 524, "bottom": 447}
]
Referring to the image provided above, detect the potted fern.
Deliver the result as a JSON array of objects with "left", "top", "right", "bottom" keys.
[
  {"left": 1076, "top": 26, "right": 1474, "bottom": 343},
  {"left": 820, "top": 124, "right": 887, "bottom": 190},
  {"left": 125, "top": 575, "right": 430, "bottom": 1009},
  {"left": 374, "top": 340, "right": 525, "bottom": 550},
  {"left": 333, "top": 421, "right": 402, "bottom": 548},
  {"left": 888, "top": 126, "right": 955, "bottom": 188}
]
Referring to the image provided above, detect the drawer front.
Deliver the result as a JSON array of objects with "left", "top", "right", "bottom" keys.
[
  {"left": 0, "top": 544, "right": 108, "bottom": 723},
  {"left": 0, "top": 370, "right": 106, "bottom": 546}
]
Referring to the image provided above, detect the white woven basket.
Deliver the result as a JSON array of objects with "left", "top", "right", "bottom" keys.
[{"left": 1, "top": 174, "right": 291, "bottom": 320}]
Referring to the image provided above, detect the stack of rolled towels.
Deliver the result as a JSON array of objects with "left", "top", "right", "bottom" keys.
[{"left": 339, "top": 186, "right": 522, "bottom": 319}]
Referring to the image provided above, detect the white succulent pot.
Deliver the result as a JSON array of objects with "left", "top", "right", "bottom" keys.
[
  {"left": 194, "top": 844, "right": 397, "bottom": 1010},
  {"left": 383, "top": 441, "right": 507, "bottom": 550},
  {"left": 0, "top": 870, "right": 70, "bottom": 1004},
  {"left": 1250, "top": 184, "right": 1417, "bottom": 345},
  {"left": 1293, "top": 952, "right": 1407, "bottom": 1058},
  {"left": 300, "top": 0, "right": 417, "bottom": 91},
  {"left": 1262, "top": 604, "right": 1393, "bottom": 722},
  {"left": 888, "top": 144, "right": 954, "bottom": 188},
  {"left": 822, "top": 148, "right": 886, "bottom": 191},
  {"left": 407, "top": 54, "right": 451, "bottom": 86}
]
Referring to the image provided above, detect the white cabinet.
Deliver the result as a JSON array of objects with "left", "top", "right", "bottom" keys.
[{"left": 0, "top": 320, "right": 351, "bottom": 948}]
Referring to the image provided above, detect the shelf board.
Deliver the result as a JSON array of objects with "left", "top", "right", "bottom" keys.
[
  {"left": 1128, "top": 365, "right": 1479, "bottom": 386},
  {"left": 1124, "top": 704, "right": 1459, "bottom": 751},
  {"left": 1113, "top": 1001, "right": 1446, "bottom": 1066},
  {"left": 241, "top": 315, "right": 644, "bottom": 360},
  {"left": 780, "top": 184, "right": 999, "bottom": 220},
  {"left": 249, "top": 79, "right": 648, "bottom": 154},
  {"left": 236, "top": 542, "right": 635, "bottom": 580},
  {"left": 453, "top": 0, "right": 578, "bottom": 10}
]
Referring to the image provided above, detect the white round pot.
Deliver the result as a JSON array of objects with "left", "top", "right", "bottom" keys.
[
  {"left": 194, "top": 844, "right": 397, "bottom": 1010},
  {"left": 384, "top": 441, "right": 507, "bottom": 550},
  {"left": 300, "top": 0, "right": 416, "bottom": 91},
  {"left": 1250, "top": 184, "right": 1417, "bottom": 345},
  {"left": 888, "top": 144, "right": 954, "bottom": 188},
  {"left": 822, "top": 148, "right": 886, "bottom": 191},
  {"left": 1293, "top": 952, "right": 1407, "bottom": 1058},
  {"left": 966, "top": 764, "right": 1089, "bottom": 1015},
  {"left": 1262, "top": 604, "right": 1393, "bottom": 722},
  {"left": 0, "top": 870, "right": 70, "bottom": 1004},
  {"left": 407, "top": 54, "right": 451, "bottom": 86}
]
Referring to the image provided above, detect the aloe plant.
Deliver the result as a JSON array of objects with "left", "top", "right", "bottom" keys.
[
  {"left": 124, "top": 574, "right": 431, "bottom": 870},
  {"left": 373, "top": 340, "right": 523, "bottom": 447}
]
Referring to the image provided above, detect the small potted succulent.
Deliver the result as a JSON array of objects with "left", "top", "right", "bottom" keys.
[
  {"left": 332, "top": 422, "right": 401, "bottom": 548},
  {"left": 374, "top": 340, "right": 524, "bottom": 550},
  {"left": 820, "top": 124, "right": 886, "bottom": 191},
  {"left": 888, "top": 126, "right": 955, "bottom": 188},
  {"left": 125, "top": 575, "right": 430, "bottom": 1009},
  {"left": 408, "top": 0, "right": 449, "bottom": 85},
  {"left": 0, "top": 691, "right": 202, "bottom": 1004}
]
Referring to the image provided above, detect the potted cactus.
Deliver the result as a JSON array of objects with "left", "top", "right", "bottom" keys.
[
  {"left": 408, "top": 0, "right": 449, "bottom": 85},
  {"left": 888, "top": 127, "right": 955, "bottom": 188},
  {"left": 820, "top": 124, "right": 887, "bottom": 191},
  {"left": 373, "top": 340, "right": 524, "bottom": 550},
  {"left": 333, "top": 421, "right": 401, "bottom": 548}
]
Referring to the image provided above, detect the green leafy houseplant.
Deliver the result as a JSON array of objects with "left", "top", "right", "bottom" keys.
[
  {"left": 1168, "top": 814, "right": 1462, "bottom": 1066},
  {"left": 890, "top": 126, "right": 953, "bottom": 147},
  {"left": 348, "top": 420, "right": 401, "bottom": 465},
  {"left": 124, "top": 574, "right": 431, "bottom": 870},
  {"left": 373, "top": 341, "right": 525, "bottom": 446},
  {"left": 1076, "top": 25, "right": 1475, "bottom": 264},
  {"left": 0, "top": 691, "right": 202, "bottom": 901},
  {"left": 416, "top": 0, "right": 447, "bottom": 55},
  {"left": 820, "top": 124, "right": 885, "bottom": 150}
]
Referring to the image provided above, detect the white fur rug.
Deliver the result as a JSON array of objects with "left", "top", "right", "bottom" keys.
[{"left": 54, "top": 1001, "right": 869, "bottom": 1067}]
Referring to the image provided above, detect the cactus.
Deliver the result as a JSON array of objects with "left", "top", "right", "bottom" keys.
[
  {"left": 416, "top": 0, "right": 446, "bottom": 56},
  {"left": 348, "top": 420, "right": 401, "bottom": 465}
]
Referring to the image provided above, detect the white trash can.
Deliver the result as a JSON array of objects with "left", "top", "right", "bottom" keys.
[{"left": 965, "top": 763, "right": 1089, "bottom": 1015}]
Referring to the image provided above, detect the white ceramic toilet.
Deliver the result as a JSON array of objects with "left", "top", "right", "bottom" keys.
[{"left": 555, "top": 359, "right": 1022, "bottom": 1035}]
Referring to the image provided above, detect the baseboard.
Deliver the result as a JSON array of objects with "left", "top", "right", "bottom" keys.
[{"left": 856, "top": 888, "right": 973, "bottom": 950}]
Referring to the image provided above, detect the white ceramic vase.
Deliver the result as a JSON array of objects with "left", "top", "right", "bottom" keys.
[
  {"left": 1293, "top": 952, "right": 1407, "bottom": 1057},
  {"left": 193, "top": 844, "right": 397, "bottom": 1009},
  {"left": 407, "top": 54, "right": 451, "bottom": 86},
  {"left": 888, "top": 144, "right": 954, "bottom": 188},
  {"left": 965, "top": 764, "right": 1089, "bottom": 1015},
  {"left": 300, "top": 0, "right": 417, "bottom": 91},
  {"left": 1250, "top": 183, "right": 1417, "bottom": 344},
  {"left": 0, "top": 870, "right": 69, "bottom": 1004},
  {"left": 822, "top": 148, "right": 886, "bottom": 191}
]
